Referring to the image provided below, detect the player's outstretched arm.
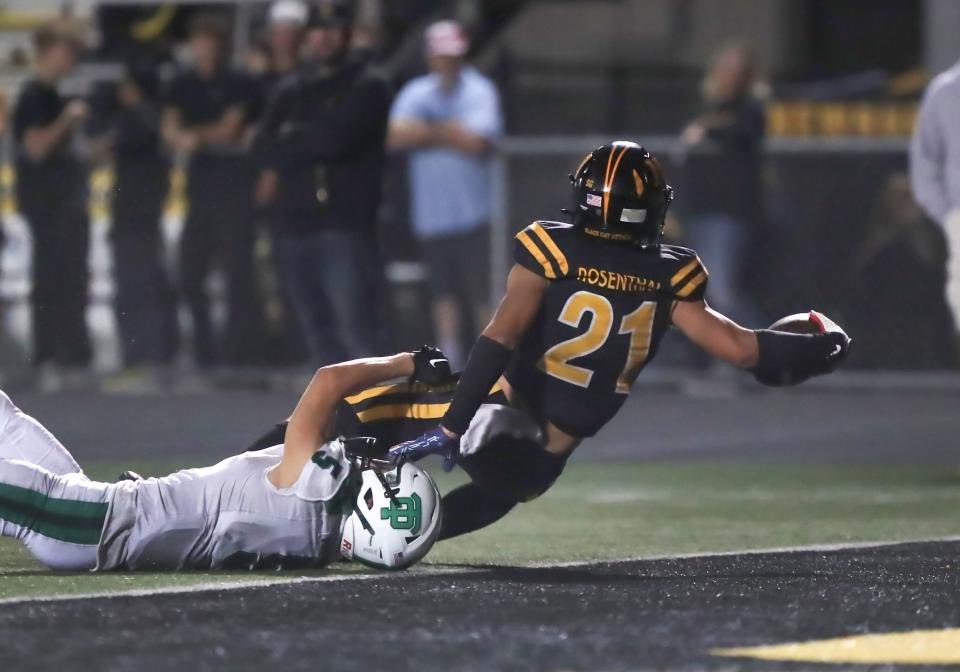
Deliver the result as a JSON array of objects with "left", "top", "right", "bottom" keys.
[
  {"left": 271, "top": 354, "right": 415, "bottom": 488},
  {"left": 672, "top": 300, "right": 759, "bottom": 369},
  {"left": 673, "top": 300, "right": 851, "bottom": 386},
  {"left": 441, "top": 264, "right": 548, "bottom": 436}
]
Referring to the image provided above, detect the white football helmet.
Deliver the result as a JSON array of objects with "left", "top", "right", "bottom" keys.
[{"left": 339, "top": 461, "right": 442, "bottom": 570}]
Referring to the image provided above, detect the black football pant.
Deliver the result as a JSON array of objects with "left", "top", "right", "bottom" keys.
[
  {"left": 21, "top": 198, "right": 91, "bottom": 368},
  {"left": 244, "top": 380, "right": 516, "bottom": 541},
  {"left": 111, "top": 229, "right": 179, "bottom": 366}
]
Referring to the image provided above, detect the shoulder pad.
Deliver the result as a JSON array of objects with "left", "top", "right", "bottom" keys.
[
  {"left": 661, "top": 245, "right": 709, "bottom": 302},
  {"left": 513, "top": 221, "right": 574, "bottom": 280},
  {"left": 293, "top": 440, "right": 351, "bottom": 502}
]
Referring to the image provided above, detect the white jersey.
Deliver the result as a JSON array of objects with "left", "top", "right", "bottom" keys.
[{"left": 96, "top": 442, "right": 353, "bottom": 571}]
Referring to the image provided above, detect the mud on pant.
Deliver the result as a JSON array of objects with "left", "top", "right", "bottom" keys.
[{"left": 0, "top": 391, "right": 111, "bottom": 571}]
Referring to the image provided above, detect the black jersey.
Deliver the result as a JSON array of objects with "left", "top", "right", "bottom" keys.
[{"left": 505, "top": 221, "right": 708, "bottom": 437}]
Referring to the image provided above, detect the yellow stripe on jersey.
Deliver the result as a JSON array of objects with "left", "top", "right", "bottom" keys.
[
  {"left": 344, "top": 381, "right": 457, "bottom": 405},
  {"left": 675, "top": 271, "right": 707, "bottom": 298},
  {"left": 517, "top": 230, "right": 557, "bottom": 279},
  {"left": 355, "top": 402, "right": 451, "bottom": 424},
  {"left": 530, "top": 223, "right": 569, "bottom": 276},
  {"left": 670, "top": 259, "right": 700, "bottom": 286}
]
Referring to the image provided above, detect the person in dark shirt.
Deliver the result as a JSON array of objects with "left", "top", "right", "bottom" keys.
[
  {"left": 97, "top": 66, "right": 178, "bottom": 378},
  {"left": 848, "top": 175, "right": 959, "bottom": 369},
  {"left": 254, "top": 0, "right": 389, "bottom": 365},
  {"left": 13, "top": 20, "right": 92, "bottom": 386},
  {"left": 162, "top": 14, "right": 260, "bottom": 367},
  {"left": 251, "top": 0, "right": 308, "bottom": 221},
  {"left": 680, "top": 43, "right": 766, "bottom": 327}
]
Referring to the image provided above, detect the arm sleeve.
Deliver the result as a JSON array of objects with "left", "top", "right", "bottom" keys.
[
  {"left": 13, "top": 87, "right": 48, "bottom": 137},
  {"left": 460, "top": 81, "right": 502, "bottom": 139},
  {"left": 389, "top": 81, "right": 425, "bottom": 123},
  {"left": 250, "top": 82, "right": 294, "bottom": 170},
  {"left": 513, "top": 222, "right": 570, "bottom": 280},
  {"left": 704, "top": 101, "right": 765, "bottom": 148},
  {"left": 285, "top": 76, "right": 390, "bottom": 162},
  {"left": 441, "top": 336, "right": 514, "bottom": 436},
  {"left": 910, "top": 83, "right": 952, "bottom": 226},
  {"left": 667, "top": 253, "right": 709, "bottom": 302}
]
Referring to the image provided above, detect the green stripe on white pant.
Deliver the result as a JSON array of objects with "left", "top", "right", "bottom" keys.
[
  {"left": 1, "top": 390, "right": 111, "bottom": 571},
  {"left": 0, "top": 460, "right": 112, "bottom": 570}
]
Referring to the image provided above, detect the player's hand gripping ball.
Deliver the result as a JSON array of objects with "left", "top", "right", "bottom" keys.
[{"left": 770, "top": 310, "right": 851, "bottom": 374}]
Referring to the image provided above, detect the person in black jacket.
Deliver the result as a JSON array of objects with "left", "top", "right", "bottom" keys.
[
  {"left": 13, "top": 20, "right": 92, "bottom": 387},
  {"left": 162, "top": 14, "right": 260, "bottom": 367},
  {"left": 254, "top": 0, "right": 388, "bottom": 365},
  {"left": 103, "top": 66, "right": 178, "bottom": 377}
]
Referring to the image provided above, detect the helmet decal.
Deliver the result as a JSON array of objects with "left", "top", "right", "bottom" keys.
[
  {"left": 632, "top": 169, "right": 645, "bottom": 197},
  {"left": 380, "top": 492, "right": 422, "bottom": 533},
  {"left": 602, "top": 144, "right": 630, "bottom": 222}
]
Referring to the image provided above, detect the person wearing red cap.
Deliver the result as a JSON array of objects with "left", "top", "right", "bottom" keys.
[{"left": 388, "top": 20, "right": 503, "bottom": 368}]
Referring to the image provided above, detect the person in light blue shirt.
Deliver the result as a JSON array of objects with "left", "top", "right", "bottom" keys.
[
  {"left": 389, "top": 20, "right": 503, "bottom": 366},
  {"left": 911, "top": 58, "right": 960, "bottom": 331}
]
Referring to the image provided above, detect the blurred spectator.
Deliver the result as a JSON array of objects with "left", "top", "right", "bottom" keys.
[
  {"left": 252, "top": 0, "right": 308, "bottom": 205},
  {"left": 103, "top": 66, "right": 178, "bottom": 379},
  {"left": 679, "top": 43, "right": 765, "bottom": 327},
  {"left": 848, "top": 175, "right": 959, "bottom": 369},
  {"left": 13, "top": 20, "right": 92, "bottom": 389},
  {"left": 253, "top": 0, "right": 389, "bottom": 365},
  {"left": 388, "top": 20, "right": 502, "bottom": 366},
  {"left": 910, "top": 58, "right": 960, "bottom": 334},
  {"left": 162, "top": 14, "right": 260, "bottom": 367}
]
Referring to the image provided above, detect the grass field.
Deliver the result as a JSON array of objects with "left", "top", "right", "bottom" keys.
[
  {"left": 3, "top": 456, "right": 958, "bottom": 601},
  {"left": 2, "top": 387, "right": 959, "bottom": 670}
]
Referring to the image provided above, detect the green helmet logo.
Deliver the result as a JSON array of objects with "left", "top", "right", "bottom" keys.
[{"left": 380, "top": 493, "right": 422, "bottom": 533}]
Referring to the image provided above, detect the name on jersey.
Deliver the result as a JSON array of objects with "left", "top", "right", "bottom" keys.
[{"left": 576, "top": 266, "right": 660, "bottom": 293}]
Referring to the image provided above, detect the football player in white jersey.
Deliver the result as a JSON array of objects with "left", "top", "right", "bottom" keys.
[{"left": 0, "top": 351, "right": 444, "bottom": 572}]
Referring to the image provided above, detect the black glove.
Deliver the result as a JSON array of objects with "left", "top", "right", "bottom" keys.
[
  {"left": 753, "top": 326, "right": 851, "bottom": 387},
  {"left": 409, "top": 345, "right": 454, "bottom": 385}
]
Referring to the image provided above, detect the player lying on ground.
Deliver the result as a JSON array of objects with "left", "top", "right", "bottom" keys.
[
  {"left": 390, "top": 141, "right": 852, "bottom": 538},
  {"left": 0, "top": 352, "right": 449, "bottom": 572},
  {"left": 246, "top": 347, "right": 529, "bottom": 541}
]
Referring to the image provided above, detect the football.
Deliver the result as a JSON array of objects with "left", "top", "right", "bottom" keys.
[{"left": 768, "top": 311, "right": 828, "bottom": 334}]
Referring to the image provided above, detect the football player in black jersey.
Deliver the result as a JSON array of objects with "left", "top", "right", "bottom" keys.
[{"left": 388, "top": 141, "right": 851, "bottom": 540}]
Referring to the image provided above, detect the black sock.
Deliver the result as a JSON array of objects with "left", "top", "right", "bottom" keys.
[{"left": 438, "top": 483, "right": 517, "bottom": 541}]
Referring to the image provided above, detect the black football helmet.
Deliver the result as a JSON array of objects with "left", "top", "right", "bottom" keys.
[{"left": 570, "top": 141, "right": 673, "bottom": 249}]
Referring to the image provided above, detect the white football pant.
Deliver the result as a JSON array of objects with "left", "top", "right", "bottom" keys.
[{"left": 0, "top": 391, "right": 110, "bottom": 570}]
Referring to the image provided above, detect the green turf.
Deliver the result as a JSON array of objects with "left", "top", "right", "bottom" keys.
[{"left": 2, "top": 458, "right": 959, "bottom": 600}]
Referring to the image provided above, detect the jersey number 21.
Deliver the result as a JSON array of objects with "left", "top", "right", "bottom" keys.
[{"left": 540, "top": 290, "right": 655, "bottom": 394}]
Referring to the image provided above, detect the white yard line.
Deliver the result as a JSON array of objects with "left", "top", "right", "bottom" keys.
[
  {"left": 2, "top": 535, "right": 958, "bottom": 606},
  {"left": 585, "top": 487, "right": 960, "bottom": 505}
]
